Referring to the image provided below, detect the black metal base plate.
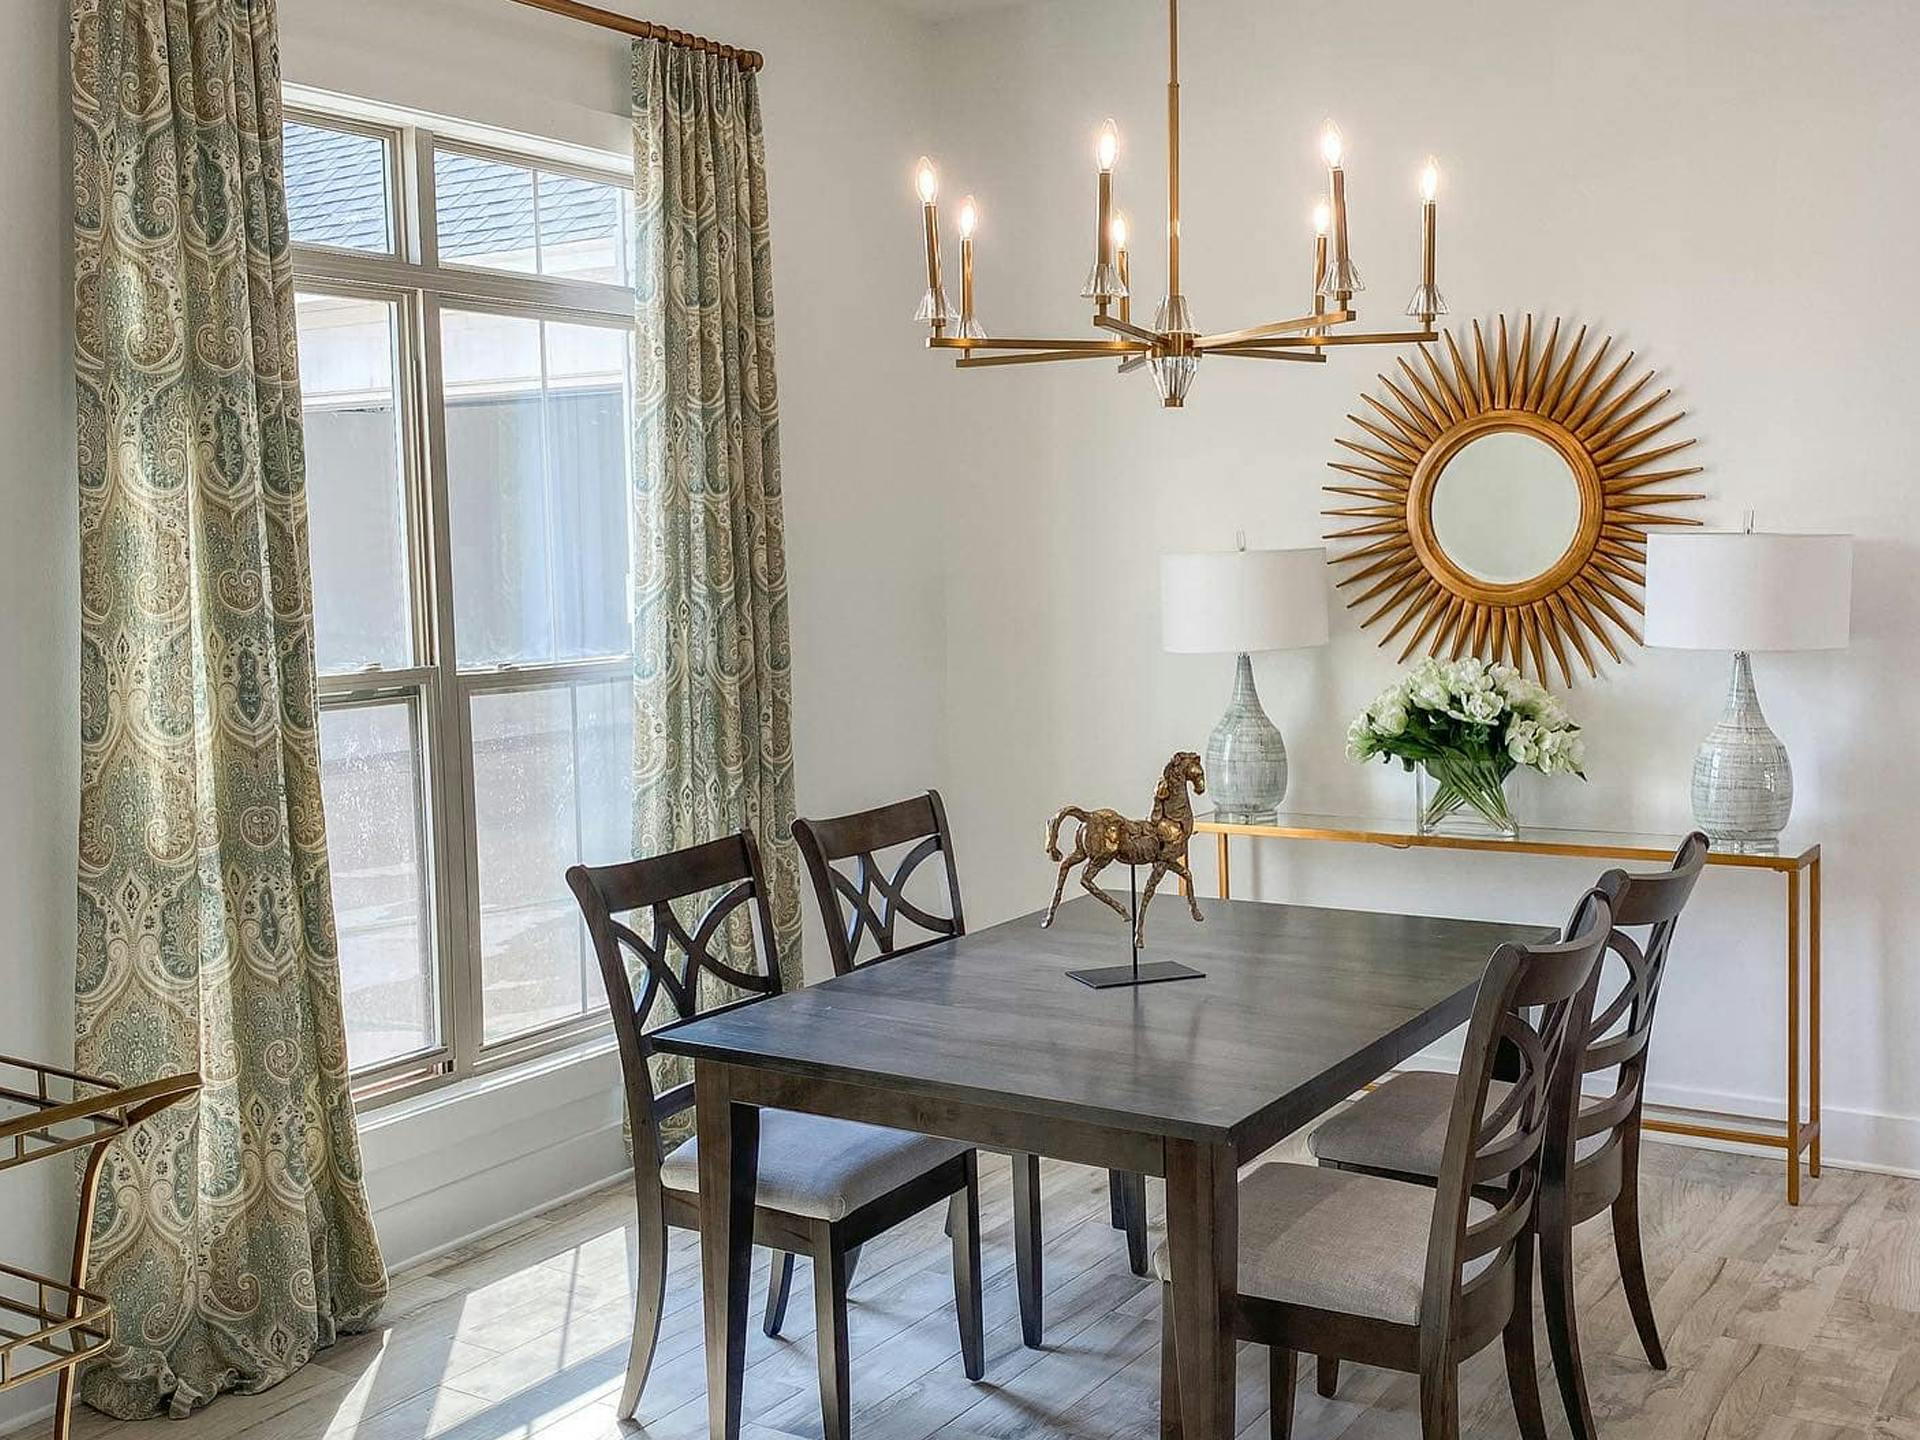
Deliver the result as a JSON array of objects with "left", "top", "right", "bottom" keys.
[{"left": 1065, "top": 960, "right": 1206, "bottom": 990}]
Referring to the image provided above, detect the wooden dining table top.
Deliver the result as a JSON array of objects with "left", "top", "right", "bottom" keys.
[{"left": 653, "top": 894, "right": 1553, "bottom": 1152}]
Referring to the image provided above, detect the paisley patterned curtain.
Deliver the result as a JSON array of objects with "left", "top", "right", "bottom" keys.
[
  {"left": 631, "top": 38, "right": 803, "bottom": 1016},
  {"left": 71, "top": 0, "right": 386, "bottom": 1417}
]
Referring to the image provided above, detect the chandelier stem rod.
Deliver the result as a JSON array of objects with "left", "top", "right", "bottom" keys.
[{"left": 1166, "top": 0, "right": 1181, "bottom": 299}]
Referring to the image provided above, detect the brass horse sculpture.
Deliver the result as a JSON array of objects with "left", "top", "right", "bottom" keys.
[{"left": 1043, "top": 751, "right": 1208, "bottom": 947}]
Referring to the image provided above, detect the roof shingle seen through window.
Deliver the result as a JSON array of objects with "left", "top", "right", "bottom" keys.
[
  {"left": 285, "top": 119, "right": 631, "bottom": 280},
  {"left": 285, "top": 121, "right": 390, "bottom": 252}
]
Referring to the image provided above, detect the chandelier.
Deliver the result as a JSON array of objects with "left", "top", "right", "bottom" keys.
[{"left": 910, "top": 0, "right": 1450, "bottom": 408}]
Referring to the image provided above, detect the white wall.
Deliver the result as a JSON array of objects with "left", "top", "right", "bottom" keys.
[
  {"left": 925, "top": 0, "right": 1920, "bottom": 1169},
  {"left": 0, "top": 0, "right": 80, "bottom": 1432}
]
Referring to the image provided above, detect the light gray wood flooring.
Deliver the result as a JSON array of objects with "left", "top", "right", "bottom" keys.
[{"left": 64, "top": 1139, "right": 1920, "bottom": 1440}]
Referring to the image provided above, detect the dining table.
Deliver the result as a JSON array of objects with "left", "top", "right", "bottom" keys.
[{"left": 652, "top": 891, "right": 1553, "bottom": 1440}]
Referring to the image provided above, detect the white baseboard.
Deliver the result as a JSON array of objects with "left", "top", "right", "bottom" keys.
[
  {"left": 388, "top": 1167, "right": 634, "bottom": 1276},
  {"left": 0, "top": 1397, "right": 49, "bottom": 1440},
  {"left": 1400, "top": 1054, "right": 1920, "bottom": 1179}
]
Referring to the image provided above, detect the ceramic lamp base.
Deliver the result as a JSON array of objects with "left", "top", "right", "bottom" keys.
[
  {"left": 1692, "top": 651, "right": 1792, "bottom": 854},
  {"left": 1205, "top": 653, "right": 1287, "bottom": 822}
]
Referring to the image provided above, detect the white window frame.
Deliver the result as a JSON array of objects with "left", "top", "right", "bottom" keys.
[{"left": 289, "top": 99, "right": 637, "bottom": 1106}]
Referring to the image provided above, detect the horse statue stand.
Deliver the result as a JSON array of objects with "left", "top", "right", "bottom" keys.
[{"left": 1042, "top": 750, "right": 1208, "bottom": 989}]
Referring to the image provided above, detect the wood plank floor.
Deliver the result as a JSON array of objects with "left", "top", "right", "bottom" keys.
[{"left": 67, "top": 1137, "right": 1920, "bottom": 1440}]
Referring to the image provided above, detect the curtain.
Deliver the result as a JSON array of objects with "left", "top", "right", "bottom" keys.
[
  {"left": 630, "top": 40, "right": 801, "bottom": 1022},
  {"left": 71, "top": 0, "right": 387, "bottom": 1418}
]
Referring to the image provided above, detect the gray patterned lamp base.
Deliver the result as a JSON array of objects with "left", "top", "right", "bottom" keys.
[
  {"left": 1692, "top": 650, "right": 1793, "bottom": 854},
  {"left": 1205, "top": 653, "right": 1288, "bottom": 822}
]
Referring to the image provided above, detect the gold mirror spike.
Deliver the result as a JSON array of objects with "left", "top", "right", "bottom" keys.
[{"left": 1322, "top": 314, "right": 1704, "bottom": 684}]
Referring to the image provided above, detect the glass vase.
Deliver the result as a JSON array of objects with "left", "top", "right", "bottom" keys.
[{"left": 1415, "top": 757, "right": 1519, "bottom": 839}]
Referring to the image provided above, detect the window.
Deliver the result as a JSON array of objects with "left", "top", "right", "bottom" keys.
[{"left": 286, "top": 110, "right": 636, "bottom": 1098}]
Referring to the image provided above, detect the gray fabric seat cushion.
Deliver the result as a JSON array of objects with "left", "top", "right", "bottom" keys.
[
  {"left": 1151, "top": 1162, "right": 1493, "bottom": 1325},
  {"left": 660, "top": 1109, "right": 968, "bottom": 1222},
  {"left": 1307, "top": 1071, "right": 1604, "bottom": 1178}
]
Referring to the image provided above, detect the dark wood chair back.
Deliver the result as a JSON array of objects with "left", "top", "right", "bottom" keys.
[
  {"left": 1422, "top": 889, "right": 1611, "bottom": 1342},
  {"left": 1571, "top": 831, "right": 1709, "bottom": 1179},
  {"left": 792, "top": 791, "right": 966, "bottom": 975},
  {"left": 566, "top": 833, "right": 783, "bottom": 1169}
]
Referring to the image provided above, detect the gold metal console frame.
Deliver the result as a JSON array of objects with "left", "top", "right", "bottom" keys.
[
  {"left": 1197, "top": 814, "right": 1821, "bottom": 1205},
  {"left": 0, "top": 1059, "right": 200, "bottom": 1440}
]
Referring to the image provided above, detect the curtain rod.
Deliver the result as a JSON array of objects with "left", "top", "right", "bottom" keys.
[{"left": 505, "top": 0, "right": 765, "bottom": 72}]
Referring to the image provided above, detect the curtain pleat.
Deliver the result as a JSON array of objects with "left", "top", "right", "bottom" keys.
[
  {"left": 71, "top": 0, "right": 387, "bottom": 1417},
  {"left": 630, "top": 38, "right": 800, "bottom": 1085}
]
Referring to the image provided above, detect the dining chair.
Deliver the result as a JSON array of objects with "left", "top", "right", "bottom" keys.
[
  {"left": 1307, "top": 832, "right": 1708, "bottom": 1440},
  {"left": 566, "top": 831, "right": 988, "bottom": 1440},
  {"left": 1158, "top": 889, "right": 1612, "bottom": 1440},
  {"left": 792, "top": 790, "right": 1101, "bottom": 1347}
]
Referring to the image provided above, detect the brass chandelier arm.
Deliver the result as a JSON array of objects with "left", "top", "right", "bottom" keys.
[
  {"left": 957, "top": 350, "right": 1135, "bottom": 368},
  {"left": 1213, "top": 349, "right": 1327, "bottom": 363},
  {"left": 1093, "top": 314, "right": 1165, "bottom": 345},
  {"left": 1194, "top": 310, "right": 1353, "bottom": 348},
  {"left": 927, "top": 336, "right": 1147, "bottom": 353},
  {"left": 1277, "top": 329, "right": 1441, "bottom": 348}
]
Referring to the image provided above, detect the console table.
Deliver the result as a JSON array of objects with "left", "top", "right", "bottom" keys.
[{"left": 1196, "top": 813, "right": 1822, "bottom": 1204}]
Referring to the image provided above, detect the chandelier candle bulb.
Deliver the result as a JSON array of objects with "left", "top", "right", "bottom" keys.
[
  {"left": 1084, "top": 119, "right": 1125, "bottom": 309},
  {"left": 912, "top": 156, "right": 952, "bottom": 333},
  {"left": 1407, "top": 157, "right": 1445, "bottom": 324},
  {"left": 958, "top": 195, "right": 985, "bottom": 339},
  {"left": 1321, "top": 120, "right": 1362, "bottom": 300}
]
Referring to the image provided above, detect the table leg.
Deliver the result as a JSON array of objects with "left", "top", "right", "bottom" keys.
[
  {"left": 1786, "top": 869, "right": 1801, "bottom": 1207},
  {"left": 1216, "top": 833, "right": 1231, "bottom": 900},
  {"left": 1165, "top": 1138, "right": 1238, "bottom": 1440},
  {"left": 53, "top": 1141, "right": 114, "bottom": 1440},
  {"left": 1810, "top": 854, "right": 1822, "bottom": 1179},
  {"left": 696, "top": 1063, "right": 761, "bottom": 1440}
]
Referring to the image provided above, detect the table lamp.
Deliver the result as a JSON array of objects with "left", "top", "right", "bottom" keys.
[
  {"left": 1644, "top": 527, "right": 1852, "bottom": 853},
  {"left": 1161, "top": 544, "right": 1330, "bottom": 822}
]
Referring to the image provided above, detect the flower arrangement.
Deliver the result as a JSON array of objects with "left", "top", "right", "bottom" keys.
[{"left": 1346, "top": 657, "right": 1584, "bottom": 836}]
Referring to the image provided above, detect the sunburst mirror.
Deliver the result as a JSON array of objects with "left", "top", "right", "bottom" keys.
[{"left": 1323, "top": 314, "right": 1704, "bottom": 685}]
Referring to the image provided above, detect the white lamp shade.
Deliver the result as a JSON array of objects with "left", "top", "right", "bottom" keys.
[
  {"left": 1161, "top": 548, "right": 1330, "bottom": 654},
  {"left": 1643, "top": 531, "right": 1852, "bottom": 652}
]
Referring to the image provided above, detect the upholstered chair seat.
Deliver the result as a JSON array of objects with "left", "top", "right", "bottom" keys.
[
  {"left": 661, "top": 1112, "right": 969, "bottom": 1222},
  {"left": 1310, "top": 1074, "right": 1608, "bottom": 1179},
  {"left": 1306, "top": 834, "right": 1709, "bottom": 1440},
  {"left": 1151, "top": 1162, "right": 1494, "bottom": 1325},
  {"left": 1159, "top": 891, "right": 1616, "bottom": 1440}
]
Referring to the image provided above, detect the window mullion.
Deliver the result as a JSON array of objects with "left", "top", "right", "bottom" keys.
[
  {"left": 417, "top": 290, "right": 484, "bottom": 1086},
  {"left": 409, "top": 123, "right": 439, "bottom": 270}
]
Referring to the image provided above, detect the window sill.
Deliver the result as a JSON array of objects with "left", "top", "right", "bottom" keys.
[{"left": 359, "top": 1030, "right": 620, "bottom": 1133}]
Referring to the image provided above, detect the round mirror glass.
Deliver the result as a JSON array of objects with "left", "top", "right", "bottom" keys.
[{"left": 1429, "top": 430, "right": 1582, "bottom": 585}]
